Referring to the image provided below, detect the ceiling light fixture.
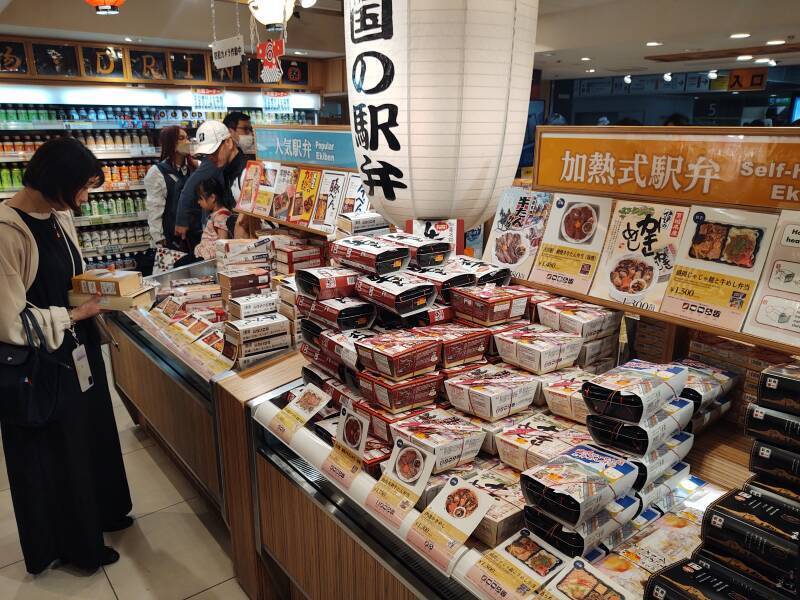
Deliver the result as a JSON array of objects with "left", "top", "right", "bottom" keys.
[
  {"left": 766, "top": 39, "right": 786, "bottom": 45},
  {"left": 645, "top": 41, "right": 663, "bottom": 47},
  {"left": 623, "top": 74, "right": 632, "bottom": 84},
  {"left": 708, "top": 69, "right": 718, "bottom": 79},
  {"left": 85, "top": 0, "right": 126, "bottom": 15},
  {"left": 736, "top": 54, "right": 753, "bottom": 61},
  {"left": 768, "top": 59, "right": 777, "bottom": 67},
  {"left": 124, "top": 37, "right": 132, "bottom": 42},
  {"left": 663, "top": 72, "right": 672, "bottom": 82},
  {"left": 729, "top": 33, "right": 751, "bottom": 39},
  {"left": 586, "top": 68, "right": 595, "bottom": 73},
  {"left": 755, "top": 57, "right": 771, "bottom": 63},
  {"left": 580, "top": 57, "right": 591, "bottom": 61}
]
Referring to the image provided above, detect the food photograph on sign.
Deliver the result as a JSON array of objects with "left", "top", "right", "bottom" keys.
[
  {"left": 530, "top": 193, "right": 613, "bottom": 294},
  {"left": 591, "top": 201, "right": 690, "bottom": 311},
  {"left": 661, "top": 206, "right": 778, "bottom": 330}
]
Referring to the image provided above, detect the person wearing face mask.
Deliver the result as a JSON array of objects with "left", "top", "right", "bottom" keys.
[
  {"left": 222, "top": 112, "right": 253, "bottom": 233},
  {"left": 174, "top": 120, "right": 241, "bottom": 252},
  {"left": 143, "top": 126, "right": 196, "bottom": 249}
]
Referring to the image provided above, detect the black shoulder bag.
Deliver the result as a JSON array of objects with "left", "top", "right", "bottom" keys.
[{"left": 0, "top": 308, "right": 66, "bottom": 426}]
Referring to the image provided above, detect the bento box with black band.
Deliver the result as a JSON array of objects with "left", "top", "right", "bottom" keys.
[{"left": 354, "top": 272, "right": 437, "bottom": 317}]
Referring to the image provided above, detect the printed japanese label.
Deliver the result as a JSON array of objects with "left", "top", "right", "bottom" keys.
[
  {"left": 320, "top": 406, "right": 370, "bottom": 490},
  {"left": 466, "top": 551, "right": 540, "bottom": 600},
  {"left": 268, "top": 383, "right": 331, "bottom": 444}
]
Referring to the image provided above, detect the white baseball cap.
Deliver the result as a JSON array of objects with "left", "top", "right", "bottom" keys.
[{"left": 193, "top": 120, "right": 231, "bottom": 155}]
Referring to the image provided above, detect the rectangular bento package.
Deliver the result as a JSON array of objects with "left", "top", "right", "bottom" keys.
[
  {"left": 494, "top": 324, "right": 584, "bottom": 375},
  {"left": 745, "top": 403, "right": 800, "bottom": 452},
  {"left": 616, "top": 512, "right": 702, "bottom": 574},
  {"left": 543, "top": 371, "right": 597, "bottom": 424},
  {"left": 398, "top": 303, "right": 454, "bottom": 327},
  {"left": 466, "top": 469, "right": 526, "bottom": 547},
  {"left": 749, "top": 439, "right": 800, "bottom": 495},
  {"left": 444, "top": 363, "right": 540, "bottom": 422},
  {"left": 353, "top": 402, "right": 431, "bottom": 443},
  {"left": 403, "top": 266, "right": 476, "bottom": 303},
  {"left": 377, "top": 232, "right": 451, "bottom": 268},
  {"left": 521, "top": 444, "right": 638, "bottom": 526},
  {"left": 295, "top": 267, "right": 360, "bottom": 300},
  {"left": 592, "top": 553, "right": 653, "bottom": 598},
  {"left": 354, "top": 330, "right": 441, "bottom": 380},
  {"left": 524, "top": 495, "right": 641, "bottom": 559},
  {"left": 586, "top": 398, "right": 694, "bottom": 456},
  {"left": 357, "top": 370, "right": 442, "bottom": 413},
  {"left": 582, "top": 360, "right": 689, "bottom": 423},
  {"left": 411, "top": 323, "right": 490, "bottom": 368},
  {"left": 457, "top": 409, "right": 538, "bottom": 455},
  {"left": 446, "top": 255, "right": 511, "bottom": 285},
  {"left": 450, "top": 285, "right": 535, "bottom": 326},
  {"left": 226, "top": 292, "right": 279, "bottom": 319},
  {"left": 576, "top": 335, "right": 618, "bottom": 367},
  {"left": 330, "top": 236, "right": 410, "bottom": 275},
  {"left": 295, "top": 294, "right": 376, "bottom": 330},
  {"left": 631, "top": 431, "right": 694, "bottom": 491},
  {"left": 635, "top": 461, "right": 690, "bottom": 509},
  {"left": 318, "top": 328, "right": 375, "bottom": 370},
  {"left": 744, "top": 476, "right": 800, "bottom": 514},
  {"left": 389, "top": 408, "right": 485, "bottom": 474},
  {"left": 676, "top": 358, "right": 738, "bottom": 411},
  {"left": 537, "top": 555, "right": 638, "bottom": 600},
  {"left": 537, "top": 297, "right": 623, "bottom": 341},
  {"left": 355, "top": 272, "right": 437, "bottom": 317},
  {"left": 757, "top": 363, "right": 800, "bottom": 417},
  {"left": 496, "top": 412, "right": 592, "bottom": 472},
  {"left": 527, "top": 291, "right": 558, "bottom": 322},
  {"left": 223, "top": 313, "right": 290, "bottom": 344}
]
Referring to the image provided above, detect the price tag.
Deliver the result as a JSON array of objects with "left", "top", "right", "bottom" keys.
[
  {"left": 268, "top": 383, "right": 331, "bottom": 445},
  {"left": 466, "top": 551, "right": 540, "bottom": 600},
  {"left": 320, "top": 406, "right": 369, "bottom": 490},
  {"left": 365, "top": 439, "right": 435, "bottom": 529},
  {"left": 405, "top": 476, "right": 492, "bottom": 573},
  {"left": 65, "top": 121, "right": 94, "bottom": 130}
]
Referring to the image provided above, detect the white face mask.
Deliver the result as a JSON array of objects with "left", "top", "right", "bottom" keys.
[{"left": 238, "top": 134, "right": 255, "bottom": 153}]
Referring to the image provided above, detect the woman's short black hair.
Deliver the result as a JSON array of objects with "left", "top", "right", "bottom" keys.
[
  {"left": 22, "top": 137, "right": 104, "bottom": 211},
  {"left": 196, "top": 176, "right": 225, "bottom": 202}
]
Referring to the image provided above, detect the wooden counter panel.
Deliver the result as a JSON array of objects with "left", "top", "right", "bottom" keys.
[
  {"left": 687, "top": 423, "right": 753, "bottom": 490},
  {"left": 107, "top": 319, "right": 221, "bottom": 504},
  {"left": 256, "top": 456, "right": 416, "bottom": 600}
]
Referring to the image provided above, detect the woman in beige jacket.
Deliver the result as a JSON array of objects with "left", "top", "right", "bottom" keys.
[{"left": 0, "top": 137, "right": 132, "bottom": 574}]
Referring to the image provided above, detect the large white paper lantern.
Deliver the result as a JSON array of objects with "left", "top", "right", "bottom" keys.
[{"left": 343, "top": 0, "right": 538, "bottom": 229}]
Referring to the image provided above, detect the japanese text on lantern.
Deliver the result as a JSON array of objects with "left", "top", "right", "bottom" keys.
[{"left": 349, "top": 0, "right": 407, "bottom": 201}]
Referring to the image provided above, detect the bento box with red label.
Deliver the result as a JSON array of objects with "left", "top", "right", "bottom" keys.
[
  {"left": 457, "top": 409, "right": 539, "bottom": 455},
  {"left": 299, "top": 342, "right": 343, "bottom": 380},
  {"left": 445, "top": 363, "right": 541, "bottom": 421},
  {"left": 404, "top": 265, "right": 477, "bottom": 303},
  {"left": 330, "top": 236, "right": 410, "bottom": 275},
  {"left": 494, "top": 324, "right": 584, "bottom": 375},
  {"left": 318, "top": 328, "right": 375, "bottom": 370},
  {"left": 274, "top": 243, "right": 322, "bottom": 264},
  {"left": 537, "top": 297, "right": 623, "bottom": 341},
  {"left": 357, "top": 370, "right": 443, "bottom": 413},
  {"left": 400, "top": 303, "right": 454, "bottom": 327},
  {"left": 354, "top": 401, "right": 432, "bottom": 443},
  {"left": 295, "top": 267, "right": 360, "bottom": 300},
  {"left": 355, "top": 272, "right": 436, "bottom": 317},
  {"left": 543, "top": 371, "right": 596, "bottom": 423},
  {"left": 411, "top": 323, "right": 491, "bottom": 368},
  {"left": 496, "top": 412, "right": 591, "bottom": 472},
  {"left": 450, "top": 285, "right": 537, "bottom": 326},
  {"left": 355, "top": 330, "right": 441, "bottom": 380},
  {"left": 295, "top": 294, "right": 376, "bottom": 330},
  {"left": 389, "top": 408, "right": 486, "bottom": 473},
  {"left": 527, "top": 291, "right": 558, "bottom": 322},
  {"left": 454, "top": 319, "right": 528, "bottom": 357},
  {"left": 446, "top": 256, "right": 512, "bottom": 285},
  {"left": 377, "top": 232, "right": 451, "bottom": 268}
]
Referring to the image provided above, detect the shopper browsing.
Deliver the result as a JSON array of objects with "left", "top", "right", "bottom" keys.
[
  {"left": 192, "top": 177, "right": 231, "bottom": 261},
  {"left": 0, "top": 137, "right": 132, "bottom": 574}
]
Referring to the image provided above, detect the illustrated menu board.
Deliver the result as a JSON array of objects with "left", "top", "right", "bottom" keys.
[
  {"left": 529, "top": 193, "right": 614, "bottom": 294},
  {"left": 660, "top": 206, "right": 778, "bottom": 330},
  {"left": 484, "top": 188, "right": 553, "bottom": 280},
  {"left": 743, "top": 210, "right": 800, "bottom": 344},
  {"left": 591, "top": 201, "right": 690, "bottom": 311},
  {"left": 312, "top": 171, "right": 348, "bottom": 233}
]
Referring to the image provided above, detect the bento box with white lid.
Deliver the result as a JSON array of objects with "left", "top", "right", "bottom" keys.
[
  {"left": 446, "top": 256, "right": 512, "bottom": 285},
  {"left": 450, "top": 285, "right": 537, "bottom": 326},
  {"left": 403, "top": 265, "right": 476, "bottom": 303},
  {"left": 377, "top": 232, "right": 451, "bottom": 268},
  {"left": 543, "top": 371, "right": 596, "bottom": 423},
  {"left": 537, "top": 297, "right": 623, "bottom": 341},
  {"left": 456, "top": 409, "right": 539, "bottom": 455},
  {"left": 354, "top": 330, "right": 441, "bottom": 380},
  {"left": 496, "top": 412, "right": 591, "bottom": 472},
  {"left": 494, "top": 324, "right": 584, "bottom": 375},
  {"left": 444, "top": 363, "right": 540, "bottom": 422}
]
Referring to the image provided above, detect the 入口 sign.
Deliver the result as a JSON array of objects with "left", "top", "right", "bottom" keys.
[{"left": 211, "top": 35, "right": 244, "bottom": 69}]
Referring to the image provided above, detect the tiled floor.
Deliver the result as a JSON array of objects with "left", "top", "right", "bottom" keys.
[{"left": 0, "top": 348, "right": 248, "bottom": 600}]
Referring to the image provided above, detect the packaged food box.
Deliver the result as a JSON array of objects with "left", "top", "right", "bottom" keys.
[
  {"left": 592, "top": 553, "right": 652, "bottom": 598},
  {"left": 617, "top": 512, "right": 702, "bottom": 574},
  {"left": 72, "top": 269, "right": 143, "bottom": 296},
  {"left": 321, "top": 377, "right": 367, "bottom": 410},
  {"left": 457, "top": 409, "right": 538, "bottom": 455},
  {"left": 299, "top": 342, "right": 342, "bottom": 380},
  {"left": 276, "top": 257, "right": 323, "bottom": 276},
  {"left": 445, "top": 363, "right": 540, "bottom": 422},
  {"left": 337, "top": 211, "right": 388, "bottom": 235},
  {"left": 298, "top": 318, "right": 324, "bottom": 348},
  {"left": 440, "top": 359, "right": 489, "bottom": 381},
  {"left": 274, "top": 243, "right": 322, "bottom": 264},
  {"left": 357, "top": 370, "right": 442, "bottom": 413},
  {"left": 582, "top": 358, "right": 616, "bottom": 375},
  {"left": 295, "top": 294, "right": 376, "bottom": 330},
  {"left": 582, "top": 360, "right": 689, "bottom": 423},
  {"left": 223, "top": 313, "right": 290, "bottom": 344},
  {"left": 277, "top": 276, "right": 297, "bottom": 304},
  {"left": 411, "top": 323, "right": 490, "bottom": 369},
  {"left": 523, "top": 496, "right": 641, "bottom": 558},
  {"left": 599, "top": 505, "right": 662, "bottom": 553},
  {"left": 295, "top": 267, "right": 360, "bottom": 300},
  {"left": 758, "top": 363, "right": 800, "bottom": 417},
  {"left": 377, "top": 232, "right": 451, "bottom": 268},
  {"left": 222, "top": 331, "right": 290, "bottom": 359},
  {"left": 749, "top": 439, "right": 800, "bottom": 492},
  {"left": 527, "top": 291, "right": 558, "bottom": 322},
  {"left": 399, "top": 303, "right": 454, "bottom": 327},
  {"left": 389, "top": 408, "right": 485, "bottom": 473},
  {"left": 676, "top": 358, "right": 738, "bottom": 411},
  {"left": 457, "top": 319, "right": 528, "bottom": 357},
  {"left": 701, "top": 489, "right": 799, "bottom": 597},
  {"left": 653, "top": 473, "right": 715, "bottom": 517},
  {"left": 317, "top": 328, "right": 374, "bottom": 371},
  {"left": 576, "top": 335, "right": 618, "bottom": 367},
  {"left": 313, "top": 415, "right": 392, "bottom": 478},
  {"left": 218, "top": 267, "right": 271, "bottom": 291},
  {"left": 744, "top": 475, "right": 800, "bottom": 514},
  {"left": 466, "top": 470, "right": 526, "bottom": 547},
  {"left": 330, "top": 236, "right": 410, "bottom": 275},
  {"left": 537, "top": 297, "right": 623, "bottom": 341},
  {"left": 226, "top": 292, "right": 279, "bottom": 319},
  {"left": 688, "top": 397, "right": 731, "bottom": 435},
  {"left": 68, "top": 287, "right": 156, "bottom": 311},
  {"left": 521, "top": 444, "right": 638, "bottom": 526},
  {"left": 631, "top": 431, "right": 694, "bottom": 491},
  {"left": 234, "top": 348, "right": 285, "bottom": 370},
  {"left": 745, "top": 404, "right": 800, "bottom": 452},
  {"left": 495, "top": 324, "right": 584, "bottom": 375},
  {"left": 587, "top": 398, "right": 694, "bottom": 456},
  {"left": 636, "top": 461, "right": 690, "bottom": 509},
  {"left": 355, "top": 272, "right": 436, "bottom": 317},
  {"left": 644, "top": 555, "right": 791, "bottom": 600},
  {"left": 450, "top": 285, "right": 535, "bottom": 326},
  {"left": 543, "top": 371, "right": 596, "bottom": 423},
  {"left": 530, "top": 368, "right": 587, "bottom": 407},
  {"left": 446, "top": 255, "right": 512, "bottom": 286},
  {"left": 413, "top": 462, "right": 480, "bottom": 510},
  {"left": 538, "top": 556, "right": 638, "bottom": 600},
  {"left": 354, "top": 330, "right": 441, "bottom": 380},
  {"left": 402, "top": 266, "right": 475, "bottom": 304},
  {"left": 496, "top": 412, "right": 592, "bottom": 472},
  {"left": 353, "top": 402, "right": 431, "bottom": 443}
]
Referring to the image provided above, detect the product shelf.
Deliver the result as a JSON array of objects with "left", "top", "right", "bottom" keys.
[
  {"left": 74, "top": 212, "right": 148, "bottom": 227},
  {"left": 90, "top": 183, "right": 147, "bottom": 193},
  {"left": 82, "top": 240, "right": 150, "bottom": 258},
  {"left": 234, "top": 208, "right": 333, "bottom": 238},
  {"left": 0, "top": 119, "right": 193, "bottom": 132}
]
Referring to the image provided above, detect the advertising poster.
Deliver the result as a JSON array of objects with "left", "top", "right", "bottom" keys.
[
  {"left": 591, "top": 201, "right": 690, "bottom": 311},
  {"left": 529, "top": 193, "right": 614, "bottom": 294},
  {"left": 743, "top": 210, "right": 800, "bottom": 344},
  {"left": 290, "top": 168, "right": 322, "bottom": 225},
  {"left": 270, "top": 166, "right": 298, "bottom": 221},
  {"left": 252, "top": 161, "right": 280, "bottom": 217},
  {"left": 311, "top": 170, "right": 348, "bottom": 232},
  {"left": 661, "top": 206, "right": 778, "bottom": 330}
]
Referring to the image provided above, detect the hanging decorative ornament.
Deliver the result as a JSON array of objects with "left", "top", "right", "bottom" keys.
[
  {"left": 257, "top": 38, "right": 285, "bottom": 83},
  {"left": 85, "top": 0, "right": 126, "bottom": 15},
  {"left": 247, "top": 0, "right": 294, "bottom": 27},
  {"left": 343, "top": 0, "right": 538, "bottom": 229}
]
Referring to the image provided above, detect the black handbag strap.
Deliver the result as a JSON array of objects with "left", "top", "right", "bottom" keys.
[{"left": 20, "top": 308, "right": 47, "bottom": 350}]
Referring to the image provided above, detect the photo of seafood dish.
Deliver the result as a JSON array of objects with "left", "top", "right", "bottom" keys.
[
  {"left": 560, "top": 203, "right": 598, "bottom": 244},
  {"left": 689, "top": 222, "right": 728, "bottom": 261},
  {"left": 495, "top": 232, "right": 528, "bottom": 265},
  {"left": 343, "top": 415, "right": 363, "bottom": 449},
  {"left": 296, "top": 389, "right": 326, "bottom": 413},
  {"left": 395, "top": 447, "right": 424, "bottom": 484},
  {"left": 721, "top": 227, "right": 761, "bottom": 268},
  {"left": 556, "top": 563, "right": 625, "bottom": 599},
  {"left": 445, "top": 487, "right": 479, "bottom": 519},
  {"left": 609, "top": 255, "right": 655, "bottom": 295}
]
